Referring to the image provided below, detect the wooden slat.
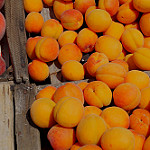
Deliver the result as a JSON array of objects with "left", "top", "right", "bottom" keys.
[
  {"left": 4, "top": 0, "right": 29, "bottom": 83},
  {"left": 14, "top": 84, "right": 41, "bottom": 150},
  {"left": 0, "top": 82, "right": 14, "bottom": 150}
]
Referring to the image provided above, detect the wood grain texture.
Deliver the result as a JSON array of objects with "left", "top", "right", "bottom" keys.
[
  {"left": 14, "top": 84, "right": 41, "bottom": 150},
  {"left": 4, "top": 0, "right": 29, "bottom": 83},
  {"left": 0, "top": 82, "right": 14, "bottom": 150}
]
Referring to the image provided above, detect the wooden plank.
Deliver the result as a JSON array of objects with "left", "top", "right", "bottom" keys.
[
  {"left": 14, "top": 84, "right": 41, "bottom": 150},
  {"left": 4, "top": 0, "right": 29, "bottom": 83},
  {"left": 0, "top": 82, "right": 14, "bottom": 150}
]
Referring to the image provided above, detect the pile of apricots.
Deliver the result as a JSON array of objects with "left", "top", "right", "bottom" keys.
[{"left": 23, "top": 0, "right": 150, "bottom": 149}]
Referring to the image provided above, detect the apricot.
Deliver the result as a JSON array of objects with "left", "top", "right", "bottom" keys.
[
  {"left": 76, "top": 28, "right": 98, "bottom": 53},
  {"left": 143, "top": 136, "right": 150, "bottom": 150},
  {"left": 111, "top": 59, "right": 129, "bottom": 72},
  {"left": 23, "top": 0, "right": 43, "bottom": 13},
  {"left": 60, "top": 9, "right": 83, "bottom": 30},
  {"left": 53, "top": 82, "right": 84, "bottom": 104},
  {"left": 26, "top": 36, "right": 42, "bottom": 60},
  {"left": 95, "top": 35, "right": 122, "bottom": 61},
  {"left": 103, "top": 21, "right": 124, "bottom": 40},
  {"left": 113, "top": 83, "right": 141, "bottom": 111},
  {"left": 86, "top": 52, "right": 109, "bottom": 77},
  {"left": 83, "top": 106, "right": 102, "bottom": 117},
  {"left": 139, "top": 87, "right": 150, "bottom": 110},
  {"left": 79, "top": 144, "right": 102, "bottom": 150},
  {"left": 47, "top": 124, "right": 76, "bottom": 150},
  {"left": 133, "top": 0, "right": 150, "bottom": 13},
  {"left": 100, "top": 127, "right": 135, "bottom": 150},
  {"left": 133, "top": 47, "right": 150, "bottom": 70},
  {"left": 144, "top": 37, "right": 150, "bottom": 49},
  {"left": 130, "top": 129, "right": 145, "bottom": 150},
  {"left": 85, "top": 6, "right": 96, "bottom": 21},
  {"left": 25, "top": 12, "right": 44, "bottom": 34},
  {"left": 125, "top": 70, "right": 150, "bottom": 90},
  {"left": 41, "top": 19, "right": 63, "bottom": 40},
  {"left": 53, "top": 96, "right": 84, "bottom": 127},
  {"left": 85, "top": 9, "right": 112, "bottom": 33},
  {"left": 124, "top": 54, "right": 139, "bottom": 70},
  {"left": 0, "top": 12, "right": 6, "bottom": 41},
  {"left": 58, "top": 30, "right": 77, "bottom": 47},
  {"left": 96, "top": 63, "right": 127, "bottom": 89},
  {"left": 0, "top": 0, "right": 5, "bottom": 9},
  {"left": 119, "top": 0, "right": 128, "bottom": 4},
  {"left": 35, "top": 86, "right": 57, "bottom": 100},
  {"left": 35, "top": 37, "right": 59, "bottom": 62},
  {"left": 30, "top": 98, "right": 56, "bottom": 128},
  {"left": 28, "top": 59, "right": 49, "bottom": 82},
  {"left": 83, "top": 81, "right": 112, "bottom": 108},
  {"left": 76, "top": 114, "right": 107, "bottom": 145},
  {"left": 121, "top": 28, "right": 144, "bottom": 53},
  {"left": 43, "top": 0, "right": 54, "bottom": 6},
  {"left": 53, "top": 0, "right": 73, "bottom": 20},
  {"left": 83, "top": 62, "right": 94, "bottom": 79},
  {"left": 58, "top": 43, "right": 82, "bottom": 65},
  {"left": 77, "top": 82, "right": 89, "bottom": 91},
  {"left": 124, "top": 21, "right": 140, "bottom": 30},
  {"left": 139, "top": 13, "right": 150, "bottom": 37},
  {"left": 70, "top": 142, "right": 82, "bottom": 150},
  {"left": 101, "top": 106, "right": 130, "bottom": 128},
  {"left": 61, "top": 60, "right": 85, "bottom": 81},
  {"left": 116, "top": 1, "right": 139, "bottom": 24},
  {"left": 129, "top": 108, "right": 150, "bottom": 137},
  {"left": 98, "top": 0, "right": 119, "bottom": 16},
  {"left": 74, "top": 0, "right": 96, "bottom": 14}
]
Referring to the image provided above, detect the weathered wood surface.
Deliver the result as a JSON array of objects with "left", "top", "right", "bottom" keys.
[
  {"left": 5, "top": 0, "right": 29, "bottom": 83},
  {"left": 14, "top": 84, "right": 41, "bottom": 150},
  {"left": 0, "top": 82, "right": 14, "bottom": 150}
]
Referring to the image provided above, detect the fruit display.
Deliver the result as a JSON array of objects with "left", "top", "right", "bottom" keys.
[{"left": 23, "top": 0, "right": 150, "bottom": 149}]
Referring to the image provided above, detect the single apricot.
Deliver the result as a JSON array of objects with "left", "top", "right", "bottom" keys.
[
  {"left": 83, "top": 106, "right": 102, "bottom": 117},
  {"left": 133, "top": 47, "right": 150, "bottom": 70},
  {"left": 53, "top": 82, "right": 84, "bottom": 104},
  {"left": 25, "top": 12, "right": 44, "bottom": 34},
  {"left": 96, "top": 63, "right": 127, "bottom": 89},
  {"left": 103, "top": 21, "right": 124, "bottom": 40},
  {"left": 125, "top": 70, "right": 150, "bottom": 90},
  {"left": 95, "top": 35, "right": 122, "bottom": 61},
  {"left": 26, "top": 36, "right": 42, "bottom": 60},
  {"left": 53, "top": 0, "right": 73, "bottom": 20},
  {"left": 113, "top": 83, "right": 141, "bottom": 111},
  {"left": 124, "top": 53, "right": 139, "bottom": 70},
  {"left": 98, "top": 0, "right": 119, "bottom": 16},
  {"left": 139, "top": 87, "right": 150, "bottom": 111},
  {"left": 58, "top": 43, "right": 82, "bottom": 65},
  {"left": 53, "top": 96, "right": 84, "bottom": 127},
  {"left": 23, "top": 0, "right": 43, "bottom": 13},
  {"left": 83, "top": 62, "right": 94, "bottom": 79},
  {"left": 119, "top": 0, "right": 128, "bottom": 4},
  {"left": 133, "top": 0, "right": 150, "bottom": 13},
  {"left": 43, "top": 0, "right": 54, "bottom": 6},
  {"left": 60, "top": 9, "right": 83, "bottom": 30},
  {"left": 61, "top": 60, "right": 85, "bottom": 81},
  {"left": 129, "top": 108, "right": 150, "bottom": 137},
  {"left": 79, "top": 144, "right": 102, "bottom": 150},
  {"left": 41, "top": 19, "right": 63, "bottom": 40},
  {"left": 85, "top": 6, "right": 96, "bottom": 21},
  {"left": 124, "top": 21, "right": 140, "bottom": 30},
  {"left": 35, "top": 37, "right": 59, "bottom": 62},
  {"left": 85, "top": 9, "right": 112, "bottom": 33},
  {"left": 76, "top": 114, "right": 107, "bottom": 145},
  {"left": 70, "top": 142, "right": 82, "bottom": 150},
  {"left": 30, "top": 98, "right": 56, "bottom": 128},
  {"left": 0, "top": 12, "right": 6, "bottom": 41},
  {"left": 116, "top": 1, "right": 139, "bottom": 24},
  {"left": 28, "top": 59, "right": 49, "bottom": 82},
  {"left": 83, "top": 81, "right": 112, "bottom": 108},
  {"left": 58, "top": 30, "right": 77, "bottom": 47},
  {"left": 139, "top": 13, "right": 150, "bottom": 37},
  {"left": 76, "top": 28, "right": 98, "bottom": 53},
  {"left": 86, "top": 52, "right": 109, "bottom": 77},
  {"left": 121, "top": 28, "right": 144, "bottom": 53},
  {"left": 47, "top": 124, "right": 76, "bottom": 150},
  {"left": 77, "top": 82, "right": 89, "bottom": 91},
  {"left": 111, "top": 59, "right": 129, "bottom": 72},
  {"left": 130, "top": 129, "right": 145, "bottom": 150},
  {"left": 144, "top": 37, "right": 150, "bottom": 49},
  {"left": 36, "top": 86, "right": 57, "bottom": 100},
  {"left": 100, "top": 127, "right": 135, "bottom": 150},
  {"left": 101, "top": 106, "right": 130, "bottom": 128},
  {"left": 143, "top": 136, "right": 150, "bottom": 150}
]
